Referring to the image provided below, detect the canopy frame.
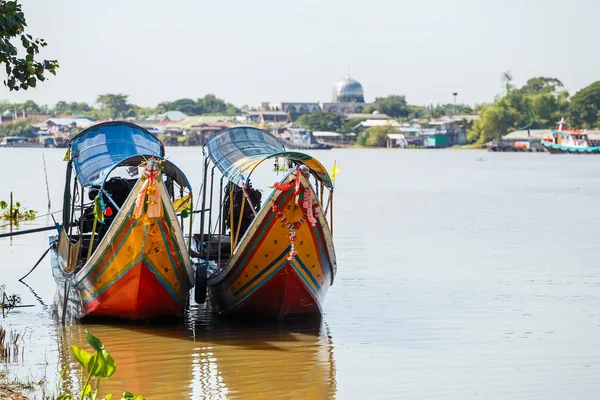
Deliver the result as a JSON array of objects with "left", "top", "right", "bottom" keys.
[{"left": 203, "top": 126, "right": 333, "bottom": 190}]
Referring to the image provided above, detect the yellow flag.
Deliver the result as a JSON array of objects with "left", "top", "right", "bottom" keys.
[
  {"left": 63, "top": 147, "right": 71, "bottom": 161},
  {"left": 93, "top": 195, "right": 104, "bottom": 223},
  {"left": 330, "top": 162, "right": 341, "bottom": 183},
  {"left": 173, "top": 194, "right": 192, "bottom": 212}
]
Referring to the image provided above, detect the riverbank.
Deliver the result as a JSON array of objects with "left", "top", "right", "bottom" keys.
[
  {"left": 0, "top": 385, "right": 29, "bottom": 399},
  {"left": 0, "top": 372, "right": 31, "bottom": 400}
]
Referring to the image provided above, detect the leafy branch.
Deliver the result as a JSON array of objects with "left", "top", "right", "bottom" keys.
[{"left": 0, "top": 1, "right": 58, "bottom": 91}]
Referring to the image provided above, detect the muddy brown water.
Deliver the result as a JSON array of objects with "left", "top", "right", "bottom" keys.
[{"left": 2, "top": 147, "right": 600, "bottom": 399}]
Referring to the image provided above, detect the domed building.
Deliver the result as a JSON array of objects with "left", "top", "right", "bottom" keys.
[
  {"left": 254, "top": 72, "right": 373, "bottom": 116},
  {"left": 321, "top": 74, "right": 371, "bottom": 114},
  {"left": 332, "top": 75, "right": 365, "bottom": 103}
]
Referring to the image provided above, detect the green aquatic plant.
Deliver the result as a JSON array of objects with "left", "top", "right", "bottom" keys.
[
  {"left": 0, "top": 293, "right": 22, "bottom": 310},
  {"left": 57, "top": 331, "right": 144, "bottom": 400},
  {"left": 0, "top": 200, "right": 37, "bottom": 222}
]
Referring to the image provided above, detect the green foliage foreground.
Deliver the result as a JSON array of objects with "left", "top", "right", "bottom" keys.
[{"left": 59, "top": 331, "right": 144, "bottom": 400}]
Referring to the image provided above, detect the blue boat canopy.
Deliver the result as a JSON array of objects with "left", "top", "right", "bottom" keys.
[
  {"left": 69, "top": 121, "right": 164, "bottom": 186},
  {"left": 204, "top": 126, "right": 333, "bottom": 189}
]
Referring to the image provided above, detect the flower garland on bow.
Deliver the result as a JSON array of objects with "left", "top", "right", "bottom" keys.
[
  {"left": 272, "top": 167, "right": 318, "bottom": 261},
  {"left": 133, "top": 158, "right": 163, "bottom": 219}
]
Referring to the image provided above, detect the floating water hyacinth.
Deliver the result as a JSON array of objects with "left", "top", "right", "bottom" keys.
[{"left": 0, "top": 200, "right": 37, "bottom": 222}]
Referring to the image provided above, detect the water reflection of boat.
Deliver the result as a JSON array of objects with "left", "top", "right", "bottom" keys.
[
  {"left": 193, "top": 127, "right": 337, "bottom": 318},
  {"left": 55, "top": 321, "right": 194, "bottom": 398},
  {"left": 189, "top": 316, "right": 337, "bottom": 399},
  {"left": 53, "top": 312, "right": 336, "bottom": 399},
  {"left": 50, "top": 121, "right": 194, "bottom": 320}
]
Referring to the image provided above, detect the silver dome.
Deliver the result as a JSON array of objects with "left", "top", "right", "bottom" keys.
[{"left": 332, "top": 75, "right": 365, "bottom": 103}]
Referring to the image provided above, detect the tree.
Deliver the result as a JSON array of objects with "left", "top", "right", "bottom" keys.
[
  {"left": 467, "top": 104, "right": 517, "bottom": 144},
  {"left": 357, "top": 124, "right": 396, "bottom": 147},
  {"left": 340, "top": 117, "right": 366, "bottom": 133},
  {"left": 519, "top": 77, "right": 564, "bottom": 94},
  {"left": 568, "top": 81, "right": 600, "bottom": 129},
  {"left": 158, "top": 98, "right": 201, "bottom": 115},
  {"left": 133, "top": 106, "right": 159, "bottom": 119},
  {"left": 296, "top": 112, "right": 342, "bottom": 132},
  {"left": 431, "top": 104, "right": 446, "bottom": 118},
  {"left": 96, "top": 94, "right": 131, "bottom": 119},
  {"left": 363, "top": 104, "right": 377, "bottom": 114},
  {"left": 502, "top": 71, "right": 514, "bottom": 95},
  {"left": 468, "top": 75, "right": 572, "bottom": 144},
  {"left": 372, "top": 95, "right": 410, "bottom": 118},
  {"left": 19, "top": 99, "right": 40, "bottom": 113},
  {"left": 225, "top": 104, "right": 239, "bottom": 116},
  {"left": 0, "top": 118, "right": 34, "bottom": 137},
  {"left": 197, "top": 94, "right": 239, "bottom": 115},
  {"left": 407, "top": 105, "right": 427, "bottom": 120},
  {"left": 526, "top": 90, "right": 569, "bottom": 128},
  {"left": 198, "top": 94, "right": 226, "bottom": 114},
  {"left": 54, "top": 101, "right": 92, "bottom": 116},
  {"left": 0, "top": 1, "right": 58, "bottom": 91},
  {"left": 157, "top": 94, "right": 240, "bottom": 116}
]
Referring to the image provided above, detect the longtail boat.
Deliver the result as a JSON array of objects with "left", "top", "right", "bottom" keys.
[
  {"left": 192, "top": 126, "right": 337, "bottom": 318},
  {"left": 50, "top": 121, "right": 195, "bottom": 320}
]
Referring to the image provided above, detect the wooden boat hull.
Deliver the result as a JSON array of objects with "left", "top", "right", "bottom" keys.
[
  {"left": 208, "top": 172, "right": 336, "bottom": 318},
  {"left": 52, "top": 177, "right": 193, "bottom": 320}
]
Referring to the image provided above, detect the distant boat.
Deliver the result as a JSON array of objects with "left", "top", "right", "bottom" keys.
[
  {"left": 541, "top": 129, "right": 600, "bottom": 154},
  {"left": 51, "top": 121, "right": 194, "bottom": 320},
  {"left": 192, "top": 126, "right": 337, "bottom": 319}
]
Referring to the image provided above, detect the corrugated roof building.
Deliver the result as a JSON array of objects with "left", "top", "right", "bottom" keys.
[{"left": 503, "top": 129, "right": 553, "bottom": 140}]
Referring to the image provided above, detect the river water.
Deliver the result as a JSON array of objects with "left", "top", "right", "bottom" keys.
[{"left": 1, "top": 147, "right": 600, "bottom": 399}]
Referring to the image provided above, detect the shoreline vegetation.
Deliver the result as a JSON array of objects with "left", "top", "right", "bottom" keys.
[{"left": 0, "top": 75, "right": 598, "bottom": 150}]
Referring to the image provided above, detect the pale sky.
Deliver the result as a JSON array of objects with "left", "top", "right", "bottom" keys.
[{"left": 2, "top": 0, "right": 598, "bottom": 109}]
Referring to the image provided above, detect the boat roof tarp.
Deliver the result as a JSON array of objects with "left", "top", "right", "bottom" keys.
[
  {"left": 69, "top": 121, "right": 164, "bottom": 185},
  {"left": 205, "top": 126, "right": 333, "bottom": 189}
]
